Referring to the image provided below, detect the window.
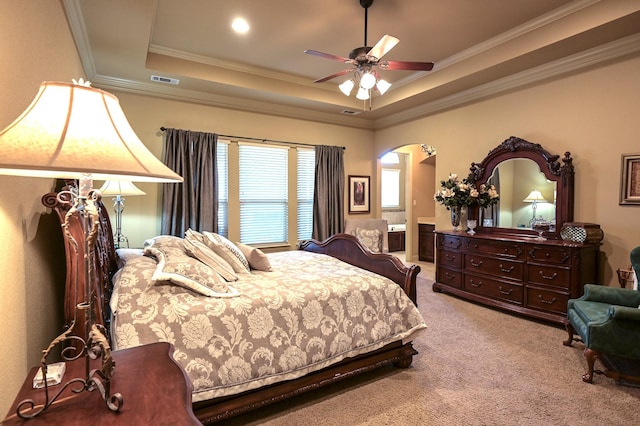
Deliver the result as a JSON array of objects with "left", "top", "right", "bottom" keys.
[
  {"left": 297, "top": 148, "right": 315, "bottom": 240},
  {"left": 239, "top": 144, "right": 288, "bottom": 245},
  {"left": 381, "top": 168, "right": 401, "bottom": 208}
]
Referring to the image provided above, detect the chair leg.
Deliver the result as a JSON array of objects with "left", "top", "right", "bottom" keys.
[
  {"left": 582, "top": 348, "right": 599, "bottom": 383},
  {"left": 563, "top": 319, "right": 576, "bottom": 346}
]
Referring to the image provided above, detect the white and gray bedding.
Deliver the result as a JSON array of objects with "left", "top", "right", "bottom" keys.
[{"left": 110, "top": 236, "right": 427, "bottom": 403}]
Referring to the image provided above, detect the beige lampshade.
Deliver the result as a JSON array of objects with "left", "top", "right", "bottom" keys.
[
  {"left": 523, "top": 190, "right": 547, "bottom": 203},
  {"left": 0, "top": 80, "right": 182, "bottom": 183},
  {"left": 99, "top": 180, "right": 146, "bottom": 197}
]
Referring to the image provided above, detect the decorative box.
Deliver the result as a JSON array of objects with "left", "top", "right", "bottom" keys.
[{"left": 560, "top": 222, "right": 603, "bottom": 244}]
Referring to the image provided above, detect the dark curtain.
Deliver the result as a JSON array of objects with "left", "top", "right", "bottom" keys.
[
  {"left": 312, "top": 145, "right": 344, "bottom": 241},
  {"left": 161, "top": 128, "right": 217, "bottom": 236}
]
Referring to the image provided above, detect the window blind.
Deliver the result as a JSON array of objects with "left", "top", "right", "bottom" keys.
[
  {"left": 239, "top": 144, "right": 288, "bottom": 245},
  {"left": 216, "top": 141, "right": 229, "bottom": 236},
  {"left": 381, "top": 168, "right": 401, "bottom": 208}
]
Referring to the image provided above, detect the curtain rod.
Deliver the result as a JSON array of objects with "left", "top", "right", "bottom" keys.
[{"left": 160, "top": 127, "right": 345, "bottom": 150}]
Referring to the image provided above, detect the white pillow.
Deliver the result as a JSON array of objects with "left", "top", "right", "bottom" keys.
[
  {"left": 183, "top": 235, "right": 239, "bottom": 282},
  {"left": 202, "top": 231, "right": 251, "bottom": 273}
]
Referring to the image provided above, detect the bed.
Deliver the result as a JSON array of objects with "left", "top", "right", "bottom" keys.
[{"left": 42, "top": 184, "right": 426, "bottom": 424}]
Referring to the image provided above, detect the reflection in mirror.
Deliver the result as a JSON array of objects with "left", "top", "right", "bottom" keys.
[
  {"left": 469, "top": 136, "right": 574, "bottom": 239},
  {"left": 487, "top": 159, "right": 556, "bottom": 229}
]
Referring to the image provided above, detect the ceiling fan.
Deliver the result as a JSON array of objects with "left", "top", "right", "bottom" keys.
[{"left": 304, "top": 0, "right": 434, "bottom": 98}]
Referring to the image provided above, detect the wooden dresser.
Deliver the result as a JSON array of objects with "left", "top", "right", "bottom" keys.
[{"left": 433, "top": 231, "right": 599, "bottom": 324}]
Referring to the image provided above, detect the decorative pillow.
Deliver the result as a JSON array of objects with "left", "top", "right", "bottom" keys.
[
  {"left": 202, "top": 231, "right": 251, "bottom": 273},
  {"left": 143, "top": 235, "right": 184, "bottom": 249},
  {"left": 355, "top": 227, "right": 382, "bottom": 253},
  {"left": 183, "top": 235, "right": 239, "bottom": 282},
  {"left": 144, "top": 244, "right": 240, "bottom": 298},
  {"left": 236, "top": 243, "right": 272, "bottom": 272}
]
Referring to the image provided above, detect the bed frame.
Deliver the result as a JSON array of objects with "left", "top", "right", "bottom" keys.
[{"left": 43, "top": 184, "right": 421, "bottom": 424}]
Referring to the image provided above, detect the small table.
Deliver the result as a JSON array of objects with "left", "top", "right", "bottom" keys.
[{"left": 2, "top": 342, "right": 201, "bottom": 425}]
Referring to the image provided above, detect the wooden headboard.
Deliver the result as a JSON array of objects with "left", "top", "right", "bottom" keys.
[{"left": 42, "top": 181, "right": 119, "bottom": 342}]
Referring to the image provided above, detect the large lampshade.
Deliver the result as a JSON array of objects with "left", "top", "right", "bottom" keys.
[
  {"left": 0, "top": 80, "right": 182, "bottom": 183},
  {"left": 523, "top": 190, "right": 547, "bottom": 203}
]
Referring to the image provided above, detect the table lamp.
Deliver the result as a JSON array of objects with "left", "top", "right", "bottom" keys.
[
  {"left": 523, "top": 189, "right": 547, "bottom": 224},
  {"left": 99, "top": 180, "right": 146, "bottom": 248},
  {"left": 0, "top": 79, "right": 183, "bottom": 419}
]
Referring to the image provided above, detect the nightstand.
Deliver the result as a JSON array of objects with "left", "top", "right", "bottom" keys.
[{"left": 2, "top": 342, "right": 201, "bottom": 425}]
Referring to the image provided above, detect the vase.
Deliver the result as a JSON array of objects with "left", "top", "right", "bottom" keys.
[{"left": 450, "top": 206, "right": 462, "bottom": 230}]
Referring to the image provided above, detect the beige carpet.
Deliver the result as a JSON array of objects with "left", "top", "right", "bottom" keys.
[{"left": 224, "top": 267, "right": 640, "bottom": 426}]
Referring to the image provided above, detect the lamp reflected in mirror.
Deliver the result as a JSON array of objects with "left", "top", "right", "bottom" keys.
[{"left": 523, "top": 190, "right": 547, "bottom": 226}]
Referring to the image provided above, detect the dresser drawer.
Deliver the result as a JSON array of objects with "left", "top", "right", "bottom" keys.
[
  {"left": 437, "top": 234, "right": 464, "bottom": 250},
  {"left": 436, "top": 267, "right": 463, "bottom": 289},
  {"left": 466, "top": 238, "right": 524, "bottom": 259},
  {"left": 527, "top": 264, "right": 570, "bottom": 288},
  {"left": 526, "top": 287, "right": 569, "bottom": 314},
  {"left": 464, "top": 274, "right": 523, "bottom": 304},
  {"left": 437, "top": 249, "right": 463, "bottom": 269},
  {"left": 464, "top": 254, "right": 524, "bottom": 281},
  {"left": 527, "top": 246, "right": 572, "bottom": 265}
]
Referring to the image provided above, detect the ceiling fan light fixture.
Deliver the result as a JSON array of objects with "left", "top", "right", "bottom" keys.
[
  {"left": 376, "top": 78, "right": 391, "bottom": 94},
  {"left": 360, "top": 71, "right": 376, "bottom": 90},
  {"left": 339, "top": 79, "right": 355, "bottom": 96},
  {"left": 356, "top": 87, "right": 370, "bottom": 100}
]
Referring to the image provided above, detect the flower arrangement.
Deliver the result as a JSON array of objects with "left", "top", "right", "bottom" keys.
[{"left": 434, "top": 173, "right": 499, "bottom": 210}]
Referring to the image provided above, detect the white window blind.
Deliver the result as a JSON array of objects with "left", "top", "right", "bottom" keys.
[
  {"left": 216, "top": 141, "right": 228, "bottom": 237},
  {"left": 239, "top": 144, "right": 288, "bottom": 245},
  {"left": 297, "top": 148, "right": 315, "bottom": 240},
  {"left": 381, "top": 168, "right": 401, "bottom": 208}
]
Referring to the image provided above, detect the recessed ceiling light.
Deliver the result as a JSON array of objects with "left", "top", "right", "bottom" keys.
[{"left": 231, "top": 17, "right": 249, "bottom": 34}]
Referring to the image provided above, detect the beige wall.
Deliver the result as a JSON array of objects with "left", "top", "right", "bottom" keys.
[
  {"left": 0, "top": 0, "right": 85, "bottom": 416},
  {"left": 375, "top": 53, "right": 640, "bottom": 286}
]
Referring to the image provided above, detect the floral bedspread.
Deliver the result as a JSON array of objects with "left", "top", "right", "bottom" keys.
[{"left": 111, "top": 250, "right": 426, "bottom": 402}]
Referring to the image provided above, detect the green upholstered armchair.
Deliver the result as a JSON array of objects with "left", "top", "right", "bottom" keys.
[{"left": 563, "top": 246, "right": 640, "bottom": 383}]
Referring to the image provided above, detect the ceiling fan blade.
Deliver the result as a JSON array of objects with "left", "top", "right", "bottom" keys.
[
  {"left": 381, "top": 60, "right": 434, "bottom": 71},
  {"left": 367, "top": 34, "right": 399, "bottom": 60},
  {"left": 304, "top": 50, "right": 350, "bottom": 63},
  {"left": 313, "top": 69, "right": 354, "bottom": 83}
]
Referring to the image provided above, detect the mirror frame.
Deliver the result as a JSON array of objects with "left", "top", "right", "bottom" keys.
[{"left": 468, "top": 136, "right": 574, "bottom": 239}]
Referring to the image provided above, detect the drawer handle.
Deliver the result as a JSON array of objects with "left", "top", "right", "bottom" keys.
[
  {"left": 538, "top": 295, "right": 557, "bottom": 305},
  {"left": 538, "top": 271, "right": 558, "bottom": 280},
  {"left": 499, "top": 264, "right": 514, "bottom": 273},
  {"left": 499, "top": 286, "right": 513, "bottom": 295},
  {"left": 445, "top": 254, "right": 456, "bottom": 261},
  {"left": 470, "top": 259, "right": 483, "bottom": 267},
  {"left": 469, "top": 279, "right": 482, "bottom": 287},
  {"left": 445, "top": 272, "right": 456, "bottom": 280}
]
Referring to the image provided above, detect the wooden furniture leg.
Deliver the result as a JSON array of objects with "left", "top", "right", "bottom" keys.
[{"left": 583, "top": 348, "right": 599, "bottom": 383}]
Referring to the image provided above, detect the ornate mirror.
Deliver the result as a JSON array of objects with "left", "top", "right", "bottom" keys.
[{"left": 468, "top": 136, "right": 574, "bottom": 239}]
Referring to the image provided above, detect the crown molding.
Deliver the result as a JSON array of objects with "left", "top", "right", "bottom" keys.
[{"left": 373, "top": 33, "right": 640, "bottom": 129}]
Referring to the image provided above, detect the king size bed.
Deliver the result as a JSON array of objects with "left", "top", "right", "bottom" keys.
[{"left": 43, "top": 185, "right": 426, "bottom": 424}]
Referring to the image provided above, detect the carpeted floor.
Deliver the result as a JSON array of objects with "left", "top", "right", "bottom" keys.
[{"left": 223, "top": 266, "right": 640, "bottom": 426}]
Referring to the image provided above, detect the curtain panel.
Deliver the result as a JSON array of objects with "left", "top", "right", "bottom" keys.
[
  {"left": 312, "top": 145, "right": 344, "bottom": 241},
  {"left": 161, "top": 128, "right": 218, "bottom": 236}
]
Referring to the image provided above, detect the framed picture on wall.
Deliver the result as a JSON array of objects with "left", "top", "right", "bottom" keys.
[
  {"left": 620, "top": 153, "right": 640, "bottom": 205},
  {"left": 348, "top": 175, "right": 370, "bottom": 213}
]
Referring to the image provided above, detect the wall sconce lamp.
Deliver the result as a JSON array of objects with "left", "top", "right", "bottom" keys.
[
  {"left": 0, "top": 79, "right": 183, "bottom": 419},
  {"left": 523, "top": 189, "right": 547, "bottom": 224},
  {"left": 98, "top": 180, "right": 146, "bottom": 248}
]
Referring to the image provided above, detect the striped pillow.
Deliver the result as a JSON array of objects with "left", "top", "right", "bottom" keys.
[{"left": 202, "top": 232, "right": 251, "bottom": 273}]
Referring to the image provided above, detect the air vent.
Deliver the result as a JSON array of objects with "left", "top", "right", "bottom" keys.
[
  {"left": 341, "top": 109, "right": 361, "bottom": 115},
  {"left": 150, "top": 75, "right": 180, "bottom": 85}
]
